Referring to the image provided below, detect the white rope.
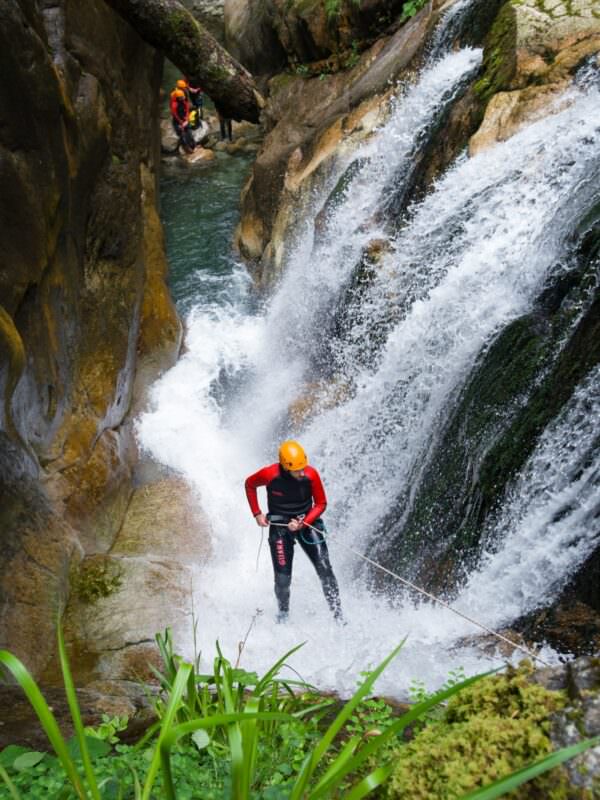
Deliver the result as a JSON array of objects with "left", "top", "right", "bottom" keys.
[
  {"left": 256, "top": 528, "right": 265, "bottom": 572},
  {"left": 267, "top": 520, "right": 551, "bottom": 667}
]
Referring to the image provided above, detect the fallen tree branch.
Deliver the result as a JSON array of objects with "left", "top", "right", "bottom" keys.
[{"left": 103, "top": 0, "right": 264, "bottom": 122}]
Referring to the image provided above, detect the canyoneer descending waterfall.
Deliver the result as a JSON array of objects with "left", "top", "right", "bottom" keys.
[{"left": 245, "top": 441, "right": 343, "bottom": 624}]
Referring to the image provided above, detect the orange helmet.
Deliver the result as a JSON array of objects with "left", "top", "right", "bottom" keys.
[
  {"left": 172, "top": 88, "right": 186, "bottom": 98},
  {"left": 279, "top": 440, "right": 308, "bottom": 471},
  {"left": 176, "top": 79, "right": 188, "bottom": 89}
]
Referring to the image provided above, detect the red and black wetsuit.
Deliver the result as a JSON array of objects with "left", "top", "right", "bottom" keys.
[
  {"left": 245, "top": 464, "right": 342, "bottom": 620},
  {"left": 169, "top": 91, "right": 194, "bottom": 151}
]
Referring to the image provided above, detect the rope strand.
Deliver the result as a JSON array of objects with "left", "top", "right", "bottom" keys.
[{"left": 267, "top": 520, "right": 550, "bottom": 667}]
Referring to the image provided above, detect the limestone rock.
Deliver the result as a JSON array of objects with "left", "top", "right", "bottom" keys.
[
  {"left": 161, "top": 118, "right": 180, "bottom": 153},
  {"left": 184, "top": 146, "right": 217, "bottom": 163},
  {"left": 224, "top": 0, "right": 412, "bottom": 75},
  {"left": 224, "top": 0, "right": 287, "bottom": 76},
  {"left": 469, "top": 80, "right": 571, "bottom": 155},
  {"left": 470, "top": 0, "right": 600, "bottom": 153},
  {"left": 61, "top": 477, "right": 212, "bottom": 683},
  {"left": 0, "top": 683, "right": 154, "bottom": 751},
  {"left": 0, "top": 0, "right": 182, "bottom": 677},
  {"left": 235, "top": 3, "right": 436, "bottom": 283},
  {"left": 550, "top": 657, "right": 600, "bottom": 791}
]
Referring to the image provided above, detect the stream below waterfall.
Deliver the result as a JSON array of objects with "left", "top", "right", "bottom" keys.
[{"left": 138, "top": 45, "right": 600, "bottom": 698}]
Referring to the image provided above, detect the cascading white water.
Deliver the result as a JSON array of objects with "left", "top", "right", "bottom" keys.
[
  {"left": 457, "top": 364, "right": 600, "bottom": 625},
  {"left": 138, "top": 53, "right": 600, "bottom": 695}
]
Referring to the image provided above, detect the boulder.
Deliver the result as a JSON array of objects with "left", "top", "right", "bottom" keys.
[
  {"left": 185, "top": 146, "right": 217, "bottom": 163},
  {"left": 470, "top": 0, "right": 600, "bottom": 154},
  {"left": 60, "top": 476, "right": 212, "bottom": 684}
]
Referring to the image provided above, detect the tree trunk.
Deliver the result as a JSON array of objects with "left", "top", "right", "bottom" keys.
[{"left": 103, "top": 0, "right": 264, "bottom": 123}]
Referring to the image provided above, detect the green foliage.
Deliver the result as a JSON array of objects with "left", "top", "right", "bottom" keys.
[
  {"left": 85, "top": 714, "right": 130, "bottom": 745},
  {"left": 384, "top": 665, "right": 577, "bottom": 799},
  {"left": 2, "top": 629, "right": 599, "bottom": 800},
  {"left": 347, "top": 695, "right": 395, "bottom": 737},
  {"left": 72, "top": 559, "right": 122, "bottom": 604},
  {"left": 399, "top": 0, "right": 428, "bottom": 23}
]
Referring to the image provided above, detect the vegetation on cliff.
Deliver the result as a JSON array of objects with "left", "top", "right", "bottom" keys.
[{"left": 1, "top": 629, "right": 599, "bottom": 799}]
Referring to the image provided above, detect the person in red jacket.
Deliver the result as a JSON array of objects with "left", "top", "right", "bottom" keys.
[
  {"left": 169, "top": 83, "right": 195, "bottom": 153},
  {"left": 245, "top": 440, "right": 342, "bottom": 623}
]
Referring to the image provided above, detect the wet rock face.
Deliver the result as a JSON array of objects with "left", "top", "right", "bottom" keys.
[
  {"left": 183, "top": 0, "right": 226, "bottom": 43},
  {"left": 225, "top": 0, "right": 411, "bottom": 76},
  {"left": 0, "top": 1, "right": 180, "bottom": 676},
  {"left": 533, "top": 656, "right": 600, "bottom": 791},
  {"left": 470, "top": 0, "right": 600, "bottom": 153},
  {"left": 60, "top": 476, "right": 212, "bottom": 685},
  {"left": 234, "top": 0, "right": 503, "bottom": 285}
]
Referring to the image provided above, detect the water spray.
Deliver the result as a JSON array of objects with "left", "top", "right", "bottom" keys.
[{"left": 267, "top": 521, "right": 551, "bottom": 667}]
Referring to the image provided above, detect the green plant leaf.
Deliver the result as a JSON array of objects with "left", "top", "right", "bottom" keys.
[
  {"left": 0, "top": 649, "right": 87, "bottom": 798},
  {"left": 191, "top": 730, "right": 210, "bottom": 751},
  {"left": 309, "top": 669, "right": 495, "bottom": 799},
  {"left": 0, "top": 746, "right": 29, "bottom": 769},
  {"left": 66, "top": 735, "right": 111, "bottom": 760},
  {"left": 12, "top": 751, "right": 46, "bottom": 771},
  {"left": 344, "top": 762, "right": 395, "bottom": 800},
  {"left": 459, "top": 736, "right": 600, "bottom": 799},
  {"left": 0, "top": 763, "right": 22, "bottom": 800},
  {"left": 142, "top": 660, "right": 192, "bottom": 800},
  {"left": 58, "top": 623, "right": 102, "bottom": 799}
]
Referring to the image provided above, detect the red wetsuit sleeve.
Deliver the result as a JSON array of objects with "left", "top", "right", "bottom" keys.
[
  {"left": 244, "top": 464, "right": 279, "bottom": 517},
  {"left": 303, "top": 467, "right": 327, "bottom": 527}
]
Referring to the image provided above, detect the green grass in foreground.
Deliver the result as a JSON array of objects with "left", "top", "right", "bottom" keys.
[{"left": 0, "top": 625, "right": 598, "bottom": 799}]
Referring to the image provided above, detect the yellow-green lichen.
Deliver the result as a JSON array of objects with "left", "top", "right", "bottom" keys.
[
  {"left": 72, "top": 558, "right": 123, "bottom": 604},
  {"left": 384, "top": 666, "right": 579, "bottom": 800}
]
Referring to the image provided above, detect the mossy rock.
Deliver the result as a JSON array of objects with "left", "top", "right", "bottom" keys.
[
  {"left": 385, "top": 667, "right": 575, "bottom": 799},
  {"left": 473, "top": 1, "right": 518, "bottom": 105},
  {"left": 72, "top": 555, "right": 123, "bottom": 604},
  {"left": 371, "top": 210, "right": 600, "bottom": 594}
]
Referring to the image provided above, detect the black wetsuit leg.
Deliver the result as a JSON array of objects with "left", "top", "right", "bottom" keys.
[
  {"left": 297, "top": 521, "right": 342, "bottom": 619},
  {"left": 268, "top": 526, "right": 295, "bottom": 614}
]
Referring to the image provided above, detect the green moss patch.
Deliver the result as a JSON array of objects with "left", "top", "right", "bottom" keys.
[
  {"left": 72, "top": 557, "right": 123, "bottom": 604},
  {"left": 385, "top": 666, "right": 573, "bottom": 799},
  {"left": 474, "top": 1, "right": 518, "bottom": 105}
]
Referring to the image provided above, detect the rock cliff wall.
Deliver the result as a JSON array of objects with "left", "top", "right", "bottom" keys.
[{"left": 0, "top": 0, "right": 181, "bottom": 676}]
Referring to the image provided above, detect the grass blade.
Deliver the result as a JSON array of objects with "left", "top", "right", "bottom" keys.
[
  {"left": 252, "top": 643, "right": 306, "bottom": 696},
  {"left": 57, "top": 624, "right": 101, "bottom": 800},
  {"left": 142, "top": 661, "right": 192, "bottom": 800},
  {"left": 290, "top": 640, "right": 405, "bottom": 800},
  {"left": 459, "top": 736, "right": 600, "bottom": 800},
  {"left": 240, "top": 696, "right": 262, "bottom": 795},
  {"left": 309, "top": 669, "right": 494, "bottom": 799},
  {"left": 0, "top": 651, "right": 86, "bottom": 798},
  {"left": 0, "top": 764, "right": 22, "bottom": 800},
  {"left": 343, "top": 763, "right": 395, "bottom": 800}
]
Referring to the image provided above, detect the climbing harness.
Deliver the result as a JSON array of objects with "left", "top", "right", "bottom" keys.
[{"left": 265, "top": 519, "right": 551, "bottom": 667}]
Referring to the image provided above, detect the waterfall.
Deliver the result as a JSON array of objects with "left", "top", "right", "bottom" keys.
[
  {"left": 138, "top": 52, "right": 600, "bottom": 694},
  {"left": 458, "top": 365, "right": 600, "bottom": 625}
]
